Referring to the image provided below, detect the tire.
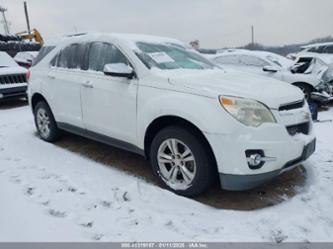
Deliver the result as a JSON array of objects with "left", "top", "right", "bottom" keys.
[
  {"left": 294, "top": 83, "right": 312, "bottom": 100},
  {"left": 150, "top": 126, "right": 216, "bottom": 197},
  {"left": 33, "top": 101, "right": 60, "bottom": 142}
]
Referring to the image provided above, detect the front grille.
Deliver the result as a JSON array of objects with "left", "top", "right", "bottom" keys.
[
  {"left": 0, "top": 74, "right": 27, "bottom": 85},
  {"left": 286, "top": 122, "right": 310, "bottom": 136},
  {"left": 279, "top": 100, "right": 305, "bottom": 112}
]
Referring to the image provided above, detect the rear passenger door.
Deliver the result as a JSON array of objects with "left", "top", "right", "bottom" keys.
[
  {"left": 44, "top": 43, "right": 87, "bottom": 128},
  {"left": 80, "top": 42, "right": 138, "bottom": 145}
]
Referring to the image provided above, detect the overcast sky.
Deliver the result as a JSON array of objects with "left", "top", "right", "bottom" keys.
[{"left": 0, "top": 0, "right": 332, "bottom": 48}]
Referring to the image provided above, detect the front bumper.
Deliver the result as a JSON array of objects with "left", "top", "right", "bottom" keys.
[
  {"left": 0, "top": 85, "right": 28, "bottom": 100},
  {"left": 219, "top": 139, "right": 316, "bottom": 191},
  {"left": 204, "top": 104, "right": 316, "bottom": 191}
]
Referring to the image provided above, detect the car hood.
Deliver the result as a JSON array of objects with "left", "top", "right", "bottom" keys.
[
  {"left": 0, "top": 66, "right": 27, "bottom": 75},
  {"left": 153, "top": 69, "right": 304, "bottom": 109}
]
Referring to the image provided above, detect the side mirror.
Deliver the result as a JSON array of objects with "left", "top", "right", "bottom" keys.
[
  {"left": 263, "top": 65, "right": 279, "bottom": 73},
  {"left": 103, "top": 63, "right": 135, "bottom": 79}
]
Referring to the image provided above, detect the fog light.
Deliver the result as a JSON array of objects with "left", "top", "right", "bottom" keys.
[
  {"left": 248, "top": 154, "right": 263, "bottom": 167},
  {"left": 245, "top": 150, "right": 276, "bottom": 170},
  {"left": 0, "top": 93, "right": 3, "bottom": 99}
]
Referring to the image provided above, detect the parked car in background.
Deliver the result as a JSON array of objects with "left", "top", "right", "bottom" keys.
[
  {"left": 29, "top": 33, "right": 315, "bottom": 196},
  {"left": 211, "top": 50, "right": 331, "bottom": 102},
  {"left": 292, "top": 53, "right": 333, "bottom": 96},
  {"left": 14, "top": 51, "right": 39, "bottom": 68},
  {"left": 298, "top": 42, "right": 333, "bottom": 56},
  {"left": 288, "top": 42, "right": 333, "bottom": 61},
  {"left": 0, "top": 51, "right": 29, "bottom": 101}
]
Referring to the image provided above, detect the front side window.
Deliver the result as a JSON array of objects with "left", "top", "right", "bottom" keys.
[
  {"left": 214, "top": 55, "right": 240, "bottom": 65},
  {"left": 135, "top": 42, "right": 215, "bottom": 70},
  {"left": 88, "top": 42, "right": 129, "bottom": 72},
  {"left": 240, "top": 55, "right": 269, "bottom": 67}
]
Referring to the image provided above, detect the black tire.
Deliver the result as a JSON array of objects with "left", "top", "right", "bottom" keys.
[
  {"left": 294, "top": 83, "right": 312, "bottom": 100},
  {"left": 150, "top": 126, "right": 216, "bottom": 197},
  {"left": 33, "top": 101, "right": 60, "bottom": 142}
]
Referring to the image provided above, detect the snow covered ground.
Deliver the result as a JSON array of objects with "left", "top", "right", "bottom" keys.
[{"left": 0, "top": 104, "right": 332, "bottom": 242}]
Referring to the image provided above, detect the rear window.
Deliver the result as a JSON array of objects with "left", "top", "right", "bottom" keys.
[{"left": 32, "top": 46, "right": 55, "bottom": 66}]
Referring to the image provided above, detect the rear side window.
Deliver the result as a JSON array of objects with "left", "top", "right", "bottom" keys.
[
  {"left": 88, "top": 42, "right": 129, "bottom": 72},
  {"left": 32, "top": 46, "right": 55, "bottom": 66},
  {"left": 52, "top": 43, "right": 88, "bottom": 70}
]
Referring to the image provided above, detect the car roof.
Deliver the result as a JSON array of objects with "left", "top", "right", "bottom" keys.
[
  {"left": 212, "top": 50, "right": 284, "bottom": 60},
  {"left": 50, "top": 32, "right": 186, "bottom": 50}
]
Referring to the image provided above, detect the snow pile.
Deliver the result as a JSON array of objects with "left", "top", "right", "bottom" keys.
[{"left": 0, "top": 106, "right": 332, "bottom": 242}]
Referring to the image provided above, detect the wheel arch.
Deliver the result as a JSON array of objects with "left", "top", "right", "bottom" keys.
[
  {"left": 31, "top": 93, "right": 50, "bottom": 111},
  {"left": 143, "top": 115, "right": 218, "bottom": 171}
]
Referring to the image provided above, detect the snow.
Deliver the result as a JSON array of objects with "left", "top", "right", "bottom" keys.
[
  {"left": 0, "top": 105, "right": 333, "bottom": 242},
  {"left": 14, "top": 52, "right": 39, "bottom": 65},
  {"left": 0, "top": 52, "right": 20, "bottom": 68}
]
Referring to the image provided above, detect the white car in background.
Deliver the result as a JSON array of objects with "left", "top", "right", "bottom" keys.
[
  {"left": 298, "top": 42, "right": 333, "bottom": 56},
  {"left": 0, "top": 51, "right": 29, "bottom": 101},
  {"left": 293, "top": 53, "right": 333, "bottom": 84},
  {"left": 287, "top": 42, "right": 333, "bottom": 60},
  {"left": 211, "top": 50, "right": 329, "bottom": 101},
  {"left": 28, "top": 33, "right": 315, "bottom": 196}
]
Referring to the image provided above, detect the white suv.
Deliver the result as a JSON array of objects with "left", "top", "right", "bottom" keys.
[{"left": 28, "top": 33, "right": 316, "bottom": 196}]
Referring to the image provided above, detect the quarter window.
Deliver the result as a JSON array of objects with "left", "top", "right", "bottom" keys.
[
  {"left": 33, "top": 46, "right": 55, "bottom": 66},
  {"left": 88, "top": 42, "right": 129, "bottom": 72}
]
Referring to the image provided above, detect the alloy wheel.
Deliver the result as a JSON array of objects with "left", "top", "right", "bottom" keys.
[{"left": 157, "top": 138, "right": 197, "bottom": 190}]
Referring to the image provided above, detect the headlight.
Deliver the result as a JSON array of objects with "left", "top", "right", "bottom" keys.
[{"left": 219, "top": 96, "right": 276, "bottom": 127}]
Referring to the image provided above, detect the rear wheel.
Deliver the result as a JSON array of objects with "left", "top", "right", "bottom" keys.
[
  {"left": 150, "top": 126, "right": 216, "bottom": 197},
  {"left": 33, "top": 101, "right": 60, "bottom": 142}
]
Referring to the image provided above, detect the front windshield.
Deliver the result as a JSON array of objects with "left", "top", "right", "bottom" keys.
[{"left": 135, "top": 42, "right": 216, "bottom": 70}]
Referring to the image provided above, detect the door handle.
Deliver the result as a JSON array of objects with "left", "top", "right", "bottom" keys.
[{"left": 82, "top": 80, "right": 93, "bottom": 88}]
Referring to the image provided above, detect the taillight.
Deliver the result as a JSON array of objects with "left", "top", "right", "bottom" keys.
[{"left": 26, "top": 70, "right": 31, "bottom": 83}]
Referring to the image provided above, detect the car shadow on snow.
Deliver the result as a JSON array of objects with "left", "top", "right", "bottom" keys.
[
  {"left": 54, "top": 132, "right": 307, "bottom": 211},
  {"left": 0, "top": 98, "right": 28, "bottom": 110}
]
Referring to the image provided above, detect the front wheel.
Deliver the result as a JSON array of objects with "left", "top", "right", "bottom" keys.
[
  {"left": 150, "top": 126, "right": 216, "bottom": 197},
  {"left": 33, "top": 101, "right": 60, "bottom": 142}
]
